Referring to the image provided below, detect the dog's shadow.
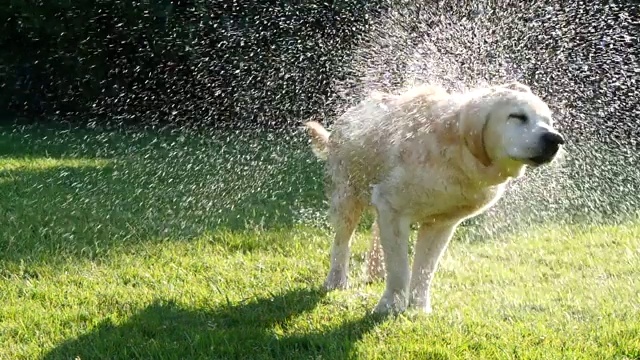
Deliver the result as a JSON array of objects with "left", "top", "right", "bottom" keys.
[{"left": 41, "top": 287, "right": 387, "bottom": 360}]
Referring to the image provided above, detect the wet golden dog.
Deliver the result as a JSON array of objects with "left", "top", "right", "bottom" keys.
[{"left": 304, "top": 81, "right": 565, "bottom": 314}]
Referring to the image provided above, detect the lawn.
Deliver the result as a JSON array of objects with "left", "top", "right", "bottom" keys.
[{"left": 0, "top": 125, "right": 638, "bottom": 360}]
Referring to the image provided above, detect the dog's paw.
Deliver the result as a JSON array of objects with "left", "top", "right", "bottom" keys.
[
  {"left": 408, "top": 296, "right": 432, "bottom": 314},
  {"left": 407, "top": 302, "right": 432, "bottom": 314},
  {"left": 373, "top": 291, "right": 408, "bottom": 314},
  {"left": 323, "top": 269, "right": 348, "bottom": 290}
]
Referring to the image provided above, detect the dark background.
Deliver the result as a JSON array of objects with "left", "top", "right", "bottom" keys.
[{"left": 1, "top": 0, "right": 638, "bottom": 138}]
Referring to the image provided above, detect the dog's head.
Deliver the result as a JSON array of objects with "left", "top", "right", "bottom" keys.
[{"left": 460, "top": 81, "right": 565, "bottom": 177}]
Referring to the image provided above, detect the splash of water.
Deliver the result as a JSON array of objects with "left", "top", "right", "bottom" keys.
[
  {"left": 329, "top": 0, "right": 639, "bottom": 238},
  {"left": 3, "top": 1, "right": 638, "bottom": 243}
]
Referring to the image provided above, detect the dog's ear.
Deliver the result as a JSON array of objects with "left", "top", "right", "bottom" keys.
[
  {"left": 459, "top": 109, "right": 492, "bottom": 167},
  {"left": 500, "top": 81, "right": 531, "bottom": 93}
]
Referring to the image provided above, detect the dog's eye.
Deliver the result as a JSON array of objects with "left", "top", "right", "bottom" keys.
[{"left": 509, "top": 114, "right": 528, "bottom": 123}]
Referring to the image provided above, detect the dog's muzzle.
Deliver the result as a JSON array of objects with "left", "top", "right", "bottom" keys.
[{"left": 528, "top": 131, "right": 565, "bottom": 166}]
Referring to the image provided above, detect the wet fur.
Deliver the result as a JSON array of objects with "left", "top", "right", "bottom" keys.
[{"left": 305, "top": 81, "right": 560, "bottom": 314}]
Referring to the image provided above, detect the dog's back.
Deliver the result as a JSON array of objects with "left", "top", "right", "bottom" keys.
[{"left": 325, "top": 85, "right": 458, "bottom": 200}]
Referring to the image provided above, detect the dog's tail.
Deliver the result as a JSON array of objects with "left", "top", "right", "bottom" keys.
[{"left": 303, "top": 121, "right": 330, "bottom": 160}]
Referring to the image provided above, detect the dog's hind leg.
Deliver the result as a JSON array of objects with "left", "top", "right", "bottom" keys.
[
  {"left": 324, "top": 186, "right": 364, "bottom": 291},
  {"left": 366, "top": 218, "right": 385, "bottom": 283}
]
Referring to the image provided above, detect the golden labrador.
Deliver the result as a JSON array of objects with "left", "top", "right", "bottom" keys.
[{"left": 305, "top": 81, "right": 565, "bottom": 314}]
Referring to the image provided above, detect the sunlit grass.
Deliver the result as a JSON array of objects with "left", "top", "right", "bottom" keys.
[
  {"left": 0, "top": 126, "right": 638, "bottom": 359},
  {"left": 0, "top": 157, "right": 110, "bottom": 185},
  {"left": 0, "top": 157, "right": 110, "bottom": 171}
]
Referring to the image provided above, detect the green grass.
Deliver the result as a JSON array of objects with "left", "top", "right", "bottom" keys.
[{"left": 0, "top": 125, "right": 639, "bottom": 360}]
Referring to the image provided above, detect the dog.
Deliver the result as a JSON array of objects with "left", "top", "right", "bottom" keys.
[{"left": 304, "top": 81, "right": 565, "bottom": 314}]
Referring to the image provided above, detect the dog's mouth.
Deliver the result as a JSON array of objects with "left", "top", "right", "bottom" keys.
[
  {"left": 524, "top": 152, "right": 558, "bottom": 167},
  {"left": 513, "top": 151, "right": 559, "bottom": 168},
  {"left": 526, "top": 156, "right": 550, "bottom": 167}
]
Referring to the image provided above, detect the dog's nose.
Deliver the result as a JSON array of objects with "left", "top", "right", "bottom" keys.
[
  {"left": 529, "top": 131, "right": 565, "bottom": 166},
  {"left": 541, "top": 131, "right": 565, "bottom": 146}
]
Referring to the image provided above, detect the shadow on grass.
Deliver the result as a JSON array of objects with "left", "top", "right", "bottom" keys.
[
  {"left": 0, "top": 126, "right": 328, "bottom": 263},
  {"left": 42, "top": 287, "right": 384, "bottom": 360}
]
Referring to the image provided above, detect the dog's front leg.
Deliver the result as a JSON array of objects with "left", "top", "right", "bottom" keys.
[
  {"left": 408, "top": 221, "right": 458, "bottom": 313},
  {"left": 372, "top": 190, "right": 411, "bottom": 314}
]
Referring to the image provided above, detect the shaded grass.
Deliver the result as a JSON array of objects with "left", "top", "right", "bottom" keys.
[
  {"left": 0, "top": 125, "right": 327, "bottom": 264},
  {"left": 0, "top": 125, "right": 639, "bottom": 359}
]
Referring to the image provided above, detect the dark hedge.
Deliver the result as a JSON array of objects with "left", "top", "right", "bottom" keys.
[
  {"left": 1, "top": 0, "right": 388, "bottom": 128},
  {"left": 1, "top": 1, "right": 637, "bottom": 136}
]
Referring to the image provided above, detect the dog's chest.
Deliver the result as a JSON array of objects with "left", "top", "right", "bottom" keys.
[{"left": 385, "top": 167, "right": 504, "bottom": 221}]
